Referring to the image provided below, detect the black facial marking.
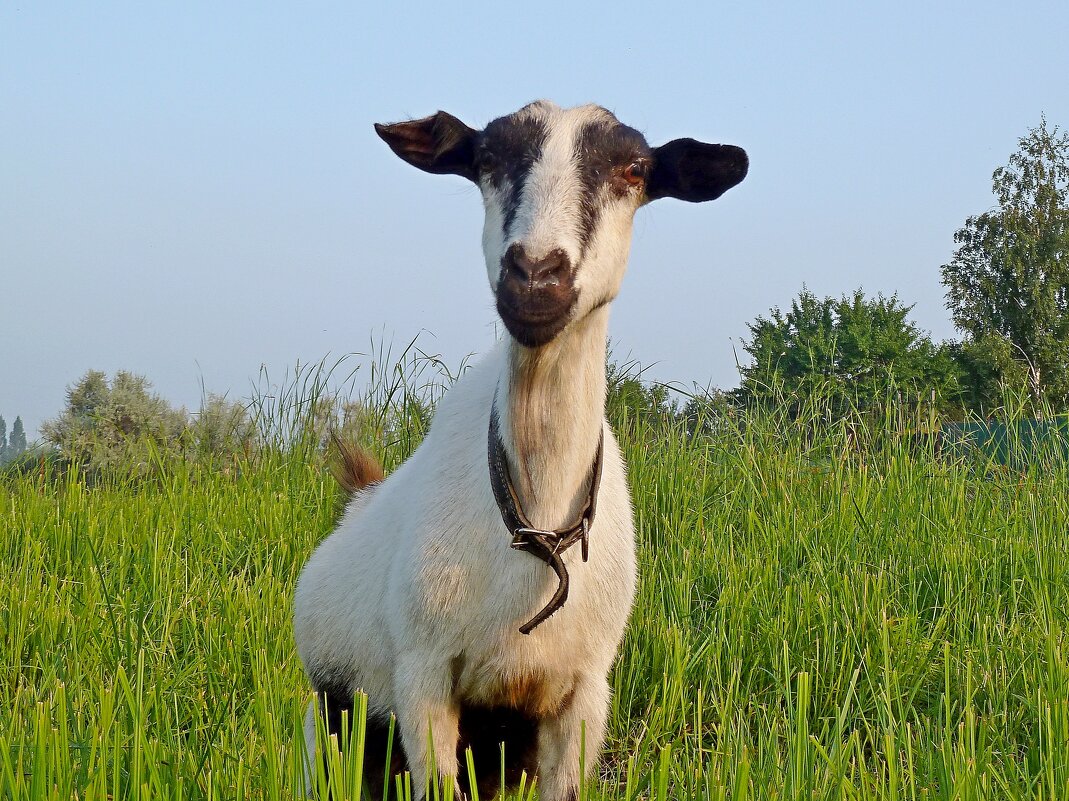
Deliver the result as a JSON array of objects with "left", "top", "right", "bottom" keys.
[
  {"left": 573, "top": 118, "right": 651, "bottom": 254},
  {"left": 478, "top": 106, "right": 549, "bottom": 236}
]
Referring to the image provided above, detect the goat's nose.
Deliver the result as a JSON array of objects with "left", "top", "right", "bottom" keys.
[{"left": 502, "top": 244, "right": 571, "bottom": 290}]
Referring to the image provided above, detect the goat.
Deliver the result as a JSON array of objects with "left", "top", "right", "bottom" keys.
[{"left": 294, "top": 100, "right": 747, "bottom": 800}]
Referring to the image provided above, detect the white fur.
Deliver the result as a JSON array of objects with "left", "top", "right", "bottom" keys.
[
  {"left": 504, "top": 105, "right": 592, "bottom": 264},
  {"left": 295, "top": 101, "right": 644, "bottom": 801}
]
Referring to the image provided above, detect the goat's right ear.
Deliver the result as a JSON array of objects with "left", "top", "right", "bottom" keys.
[{"left": 374, "top": 112, "right": 478, "bottom": 182}]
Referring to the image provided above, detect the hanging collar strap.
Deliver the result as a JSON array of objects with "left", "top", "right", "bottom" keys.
[{"left": 488, "top": 400, "right": 605, "bottom": 635}]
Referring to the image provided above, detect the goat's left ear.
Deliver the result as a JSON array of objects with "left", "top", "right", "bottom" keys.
[
  {"left": 646, "top": 139, "right": 748, "bottom": 203},
  {"left": 374, "top": 111, "right": 478, "bottom": 182}
]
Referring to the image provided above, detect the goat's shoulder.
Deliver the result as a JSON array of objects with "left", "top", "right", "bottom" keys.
[
  {"left": 360, "top": 343, "right": 506, "bottom": 558},
  {"left": 419, "top": 341, "right": 506, "bottom": 443}
]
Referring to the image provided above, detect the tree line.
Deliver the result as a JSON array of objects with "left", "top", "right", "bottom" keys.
[
  {"left": 22, "top": 357, "right": 441, "bottom": 479},
  {"left": 736, "top": 117, "right": 1069, "bottom": 419}
]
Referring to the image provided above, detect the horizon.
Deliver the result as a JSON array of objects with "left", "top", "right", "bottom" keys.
[{"left": 4, "top": 2, "right": 1068, "bottom": 439}]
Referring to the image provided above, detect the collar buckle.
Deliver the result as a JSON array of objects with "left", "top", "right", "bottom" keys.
[{"left": 511, "top": 527, "right": 547, "bottom": 550}]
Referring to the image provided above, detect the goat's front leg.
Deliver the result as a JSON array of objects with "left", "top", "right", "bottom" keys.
[
  {"left": 393, "top": 652, "right": 461, "bottom": 801},
  {"left": 537, "top": 672, "right": 611, "bottom": 801}
]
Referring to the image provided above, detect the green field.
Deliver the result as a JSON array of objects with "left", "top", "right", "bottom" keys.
[{"left": 3, "top": 374, "right": 1069, "bottom": 800}]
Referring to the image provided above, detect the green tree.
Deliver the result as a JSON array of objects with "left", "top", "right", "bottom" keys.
[
  {"left": 42, "top": 370, "right": 257, "bottom": 475},
  {"left": 42, "top": 370, "right": 190, "bottom": 473},
  {"left": 8, "top": 416, "right": 27, "bottom": 460},
  {"left": 0, "top": 415, "right": 7, "bottom": 463},
  {"left": 941, "top": 117, "right": 1069, "bottom": 410},
  {"left": 735, "top": 288, "right": 961, "bottom": 419}
]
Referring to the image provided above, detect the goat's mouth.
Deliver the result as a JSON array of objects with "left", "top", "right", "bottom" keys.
[{"left": 496, "top": 291, "right": 576, "bottom": 348}]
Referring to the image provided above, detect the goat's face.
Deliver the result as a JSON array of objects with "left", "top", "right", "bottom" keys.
[{"left": 376, "top": 101, "right": 748, "bottom": 348}]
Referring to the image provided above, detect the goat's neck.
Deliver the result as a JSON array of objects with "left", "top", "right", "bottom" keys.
[{"left": 494, "top": 308, "right": 609, "bottom": 530}]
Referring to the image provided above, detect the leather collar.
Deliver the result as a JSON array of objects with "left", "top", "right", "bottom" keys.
[{"left": 488, "top": 401, "right": 605, "bottom": 634}]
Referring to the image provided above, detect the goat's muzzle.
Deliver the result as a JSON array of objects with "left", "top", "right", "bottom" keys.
[{"left": 496, "top": 244, "right": 577, "bottom": 347}]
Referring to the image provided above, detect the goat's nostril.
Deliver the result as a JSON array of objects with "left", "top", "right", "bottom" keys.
[
  {"left": 502, "top": 245, "right": 570, "bottom": 289},
  {"left": 503, "top": 244, "right": 535, "bottom": 279}
]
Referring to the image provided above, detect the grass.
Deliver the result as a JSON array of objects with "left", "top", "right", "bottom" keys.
[{"left": 3, "top": 358, "right": 1069, "bottom": 799}]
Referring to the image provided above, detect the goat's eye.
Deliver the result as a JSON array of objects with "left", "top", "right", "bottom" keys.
[{"left": 622, "top": 161, "right": 648, "bottom": 186}]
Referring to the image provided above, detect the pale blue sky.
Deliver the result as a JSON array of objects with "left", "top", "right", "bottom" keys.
[{"left": 3, "top": 2, "right": 1068, "bottom": 438}]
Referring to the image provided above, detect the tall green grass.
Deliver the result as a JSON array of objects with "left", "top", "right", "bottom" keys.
[{"left": 3, "top": 356, "right": 1069, "bottom": 799}]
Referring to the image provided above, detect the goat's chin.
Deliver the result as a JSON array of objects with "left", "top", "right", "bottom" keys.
[
  {"left": 496, "top": 293, "right": 575, "bottom": 349},
  {"left": 499, "top": 314, "right": 570, "bottom": 348}
]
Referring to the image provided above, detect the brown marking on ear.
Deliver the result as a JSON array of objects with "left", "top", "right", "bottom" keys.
[
  {"left": 374, "top": 111, "right": 478, "bottom": 181},
  {"left": 329, "top": 433, "right": 384, "bottom": 497}
]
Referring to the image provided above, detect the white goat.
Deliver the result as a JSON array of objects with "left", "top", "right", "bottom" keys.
[{"left": 294, "top": 100, "right": 747, "bottom": 801}]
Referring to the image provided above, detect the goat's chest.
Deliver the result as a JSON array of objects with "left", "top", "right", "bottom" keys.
[
  {"left": 445, "top": 549, "right": 623, "bottom": 707},
  {"left": 450, "top": 633, "right": 582, "bottom": 719},
  {"left": 407, "top": 533, "right": 621, "bottom": 699},
  {"left": 410, "top": 504, "right": 631, "bottom": 637}
]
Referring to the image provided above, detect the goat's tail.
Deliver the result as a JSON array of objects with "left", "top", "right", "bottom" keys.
[{"left": 328, "top": 433, "right": 385, "bottom": 497}]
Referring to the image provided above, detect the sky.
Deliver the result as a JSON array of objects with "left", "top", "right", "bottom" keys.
[{"left": 3, "top": 1, "right": 1068, "bottom": 439}]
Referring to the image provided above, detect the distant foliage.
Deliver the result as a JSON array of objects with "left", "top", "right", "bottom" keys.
[
  {"left": 188, "top": 393, "right": 258, "bottom": 458},
  {"left": 735, "top": 288, "right": 961, "bottom": 419},
  {"left": 35, "top": 344, "right": 465, "bottom": 482},
  {"left": 603, "top": 357, "right": 735, "bottom": 440},
  {"left": 606, "top": 359, "right": 678, "bottom": 432},
  {"left": 946, "top": 335, "right": 1034, "bottom": 414},
  {"left": 942, "top": 117, "right": 1069, "bottom": 411},
  {"left": 41, "top": 370, "right": 254, "bottom": 476},
  {"left": 9, "top": 418, "right": 27, "bottom": 462},
  {"left": 0, "top": 415, "right": 28, "bottom": 465}
]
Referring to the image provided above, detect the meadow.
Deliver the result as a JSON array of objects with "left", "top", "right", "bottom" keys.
[{"left": 3, "top": 357, "right": 1069, "bottom": 800}]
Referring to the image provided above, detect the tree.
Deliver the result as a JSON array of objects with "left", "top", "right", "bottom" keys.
[
  {"left": 735, "top": 288, "right": 961, "bottom": 418},
  {"left": 941, "top": 117, "right": 1069, "bottom": 410},
  {"left": 8, "top": 417, "right": 27, "bottom": 460},
  {"left": 0, "top": 415, "right": 6, "bottom": 463},
  {"left": 41, "top": 370, "right": 258, "bottom": 475},
  {"left": 42, "top": 370, "right": 190, "bottom": 473}
]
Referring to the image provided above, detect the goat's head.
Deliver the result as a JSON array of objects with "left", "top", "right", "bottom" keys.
[{"left": 375, "top": 101, "right": 748, "bottom": 348}]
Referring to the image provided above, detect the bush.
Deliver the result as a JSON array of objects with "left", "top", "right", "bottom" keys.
[
  {"left": 734, "top": 288, "right": 963, "bottom": 421},
  {"left": 41, "top": 370, "right": 254, "bottom": 478}
]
